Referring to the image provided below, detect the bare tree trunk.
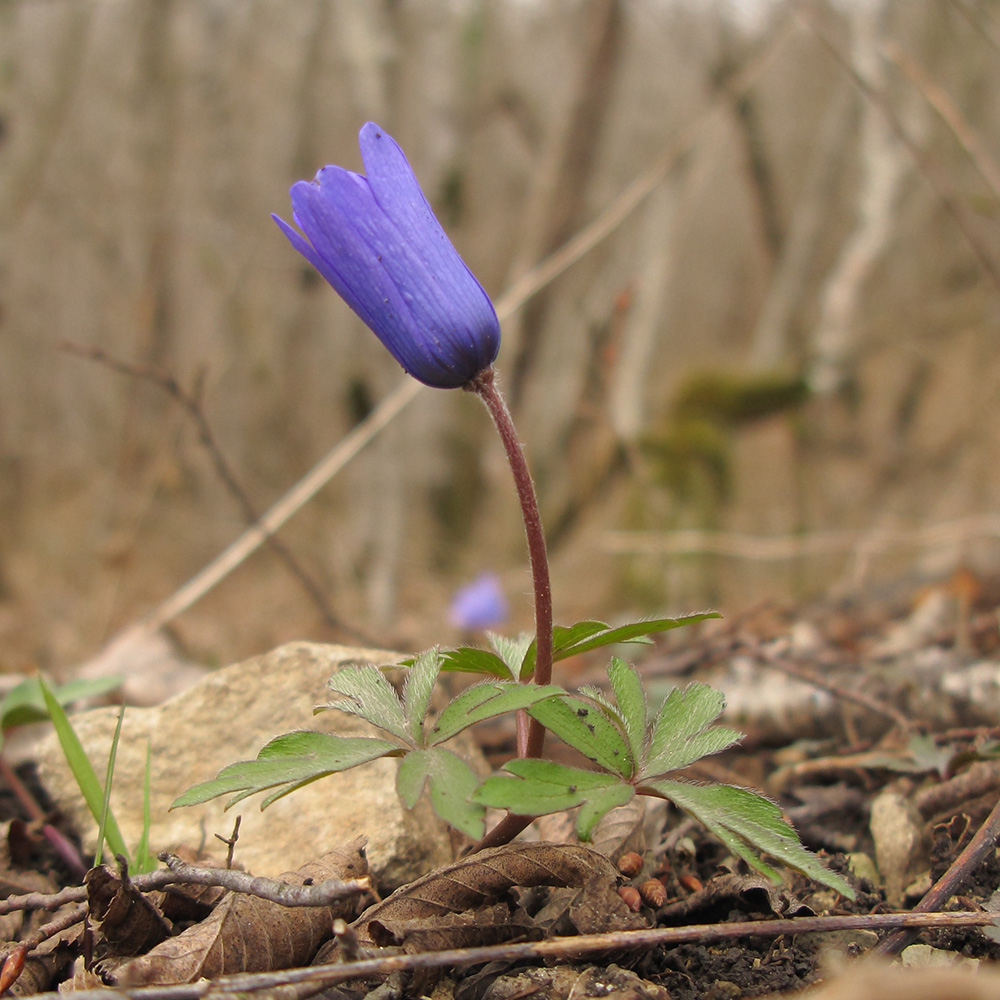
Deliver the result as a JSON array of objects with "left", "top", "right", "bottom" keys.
[
  {"left": 609, "top": 186, "right": 678, "bottom": 444},
  {"left": 749, "top": 79, "right": 854, "bottom": 370},
  {"left": 808, "top": 1, "right": 910, "bottom": 396}
]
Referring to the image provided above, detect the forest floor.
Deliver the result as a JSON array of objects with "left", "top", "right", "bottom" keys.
[{"left": 4, "top": 571, "right": 1000, "bottom": 998}]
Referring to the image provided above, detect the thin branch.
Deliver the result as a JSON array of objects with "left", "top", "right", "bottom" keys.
[
  {"left": 916, "top": 759, "right": 1000, "bottom": 818},
  {"left": 0, "top": 884, "right": 90, "bottom": 916},
  {"left": 61, "top": 341, "right": 373, "bottom": 646},
  {"left": 19, "top": 911, "right": 1000, "bottom": 1000},
  {"left": 876, "top": 793, "right": 1000, "bottom": 956},
  {"left": 0, "top": 860, "right": 369, "bottom": 917},
  {"left": 603, "top": 513, "right": 1000, "bottom": 562},
  {"left": 758, "top": 650, "right": 912, "bottom": 734},
  {"left": 124, "top": 378, "right": 423, "bottom": 640},
  {"left": 215, "top": 815, "right": 242, "bottom": 870},
  {"left": 884, "top": 38, "right": 1000, "bottom": 205},
  {"left": 156, "top": 853, "right": 371, "bottom": 907},
  {"left": 795, "top": 1, "right": 1000, "bottom": 293},
  {"left": 946, "top": 0, "right": 1000, "bottom": 56},
  {"left": 15, "top": 903, "right": 87, "bottom": 955},
  {"left": 75, "top": 14, "right": 796, "bottom": 652}
]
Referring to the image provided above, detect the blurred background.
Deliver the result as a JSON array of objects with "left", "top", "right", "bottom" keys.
[{"left": 3, "top": 0, "right": 1000, "bottom": 677}]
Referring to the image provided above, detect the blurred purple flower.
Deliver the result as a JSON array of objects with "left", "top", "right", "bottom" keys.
[
  {"left": 449, "top": 573, "right": 509, "bottom": 631},
  {"left": 273, "top": 122, "right": 500, "bottom": 389}
]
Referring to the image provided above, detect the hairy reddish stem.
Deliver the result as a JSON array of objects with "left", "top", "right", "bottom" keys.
[
  {"left": 469, "top": 367, "right": 553, "bottom": 758},
  {"left": 0, "top": 756, "right": 87, "bottom": 881}
]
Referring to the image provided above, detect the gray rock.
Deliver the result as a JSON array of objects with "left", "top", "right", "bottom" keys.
[
  {"left": 869, "top": 785, "right": 926, "bottom": 907},
  {"left": 34, "top": 642, "right": 482, "bottom": 888}
]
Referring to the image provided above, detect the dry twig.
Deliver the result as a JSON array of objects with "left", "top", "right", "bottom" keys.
[
  {"left": 795, "top": 1, "right": 1000, "bottom": 292},
  {"left": 876, "top": 793, "right": 1000, "bottom": 956},
  {"left": 0, "top": 861, "right": 369, "bottom": 919},
  {"left": 758, "top": 649, "right": 912, "bottom": 734},
  {"left": 80, "top": 15, "right": 795, "bottom": 661},
  {"left": 61, "top": 341, "right": 372, "bottom": 646},
  {"left": 18, "top": 911, "right": 1000, "bottom": 1000},
  {"left": 156, "top": 853, "right": 371, "bottom": 907}
]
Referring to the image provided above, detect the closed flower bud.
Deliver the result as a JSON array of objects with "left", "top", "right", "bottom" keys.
[{"left": 274, "top": 122, "right": 500, "bottom": 389}]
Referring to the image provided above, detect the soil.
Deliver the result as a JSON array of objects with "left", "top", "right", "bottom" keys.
[{"left": 5, "top": 571, "right": 1000, "bottom": 997}]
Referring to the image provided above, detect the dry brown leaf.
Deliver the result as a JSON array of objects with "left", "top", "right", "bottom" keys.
[
  {"left": 467, "top": 963, "right": 669, "bottom": 1000},
  {"left": 658, "top": 871, "right": 810, "bottom": 924},
  {"left": 367, "top": 902, "right": 540, "bottom": 952},
  {"left": 352, "top": 842, "right": 620, "bottom": 947},
  {"left": 0, "top": 866, "right": 58, "bottom": 898},
  {"left": 58, "top": 960, "right": 106, "bottom": 993},
  {"left": 532, "top": 874, "right": 647, "bottom": 937},
  {"left": 85, "top": 865, "right": 172, "bottom": 957},
  {"left": 111, "top": 838, "right": 367, "bottom": 987},
  {"left": 590, "top": 800, "right": 647, "bottom": 863},
  {"left": 369, "top": 903, "right": 541, "bottom": 998},
  {"left": 156, "top": 882, "right": 223, "bottom": 927},
  {"left": 157, "top": 846, "right": 234, "bottom": 924},
  {"left": 10, "top": 946, "right": 76, "bottom": 996},
  {"left": 0, "top": 908, "right": 23, "bottom": 944},
  {"left": 6, "top": 820, "right": 42, "bottom": 870}
]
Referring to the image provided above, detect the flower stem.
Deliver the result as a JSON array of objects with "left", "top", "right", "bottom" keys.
[{"left": 468, "top": 367, "right": 553, "bottom": 759}]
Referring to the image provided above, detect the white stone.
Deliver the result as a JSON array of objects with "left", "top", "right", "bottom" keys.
[{"left": 34, "top": 642, "right": 481, "bottom": 888}]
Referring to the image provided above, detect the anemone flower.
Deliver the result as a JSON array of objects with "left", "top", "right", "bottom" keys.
[
  {"left": 449, "top": 573, "right": 509, "bottom": 631},
  {"left": 273, "top": 122, "right": 500, "bottom": 389}
]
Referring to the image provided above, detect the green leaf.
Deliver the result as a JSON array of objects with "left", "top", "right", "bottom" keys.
[
  {"left": 95, "top": 704, "right": 127, "bottom": 867},
  {"left": 403, "top": 649, "right": 441, "bottom": 745},
  {"left": 171, "top": 731, "right": 400, "bottom": 809},
  {"left": 576, "top": 685, "right": 623, "bottom": 726},
  {"left": 520, "top": 614, "right": 721, "bottom": 679},
  {"left": 645, "top": 779, "right": 855, "bottom": 899},
  {"left": 133, "top": 739, "right": 155, "bottom": 874},
  {"left": 0, "top": 675, "right": 123, "bottom": 732},
  {"left": 865, "top": 734, "right": 958, "bottom": 779},
  {"left": 607, "top": 658, "right": 648, "bottom": 766},
  {"left": 473, "top": 759, "right": 634, "bottom": 841},
  {"left": 645, "top": 683, "right": 743, "bottom": 776},
  {"left": 487, "top": 632, "right": 534, "bottom": 681},
  {"left": 429, "top": 682, "right": 564, "bottom": 745},
  {"left": 439, "top": 646, "right": 510, "bottom": 678},
  {"left": 527, "top": 696, "right": 633, "bottom": 778},
  {"left": 396, "top": 748, "right": 485, "bottom": 839},
  {"left": 440, "top": 613, "right": 721, "bottom": 682},
  {"left": 37, "top": 677, "right": 131, "bottom": 863},
  {"left": 520, "top": 621, "right": 610, "bottom": 679},
  {"left": 320, "top": 666, "right": 409, "bottom": 743},
  {"left": 560, "top": 613, "right": 721, "bottom": 658}
]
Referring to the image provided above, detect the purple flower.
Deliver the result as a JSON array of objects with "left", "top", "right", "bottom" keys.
[
  {"left": 449, "top": 573, "right": 509, "bottom": 631},
  {"left": 273, "top": 123, "right": 500, "bottom": 389}
]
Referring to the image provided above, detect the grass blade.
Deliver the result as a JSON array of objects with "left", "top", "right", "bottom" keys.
[
  {"left": 38, "top": 677, "right": 130, "bottom": 863},
  {"left": 133, "top": 738, "right": 155, "bottom": 874},
  {"left": 95, "top": 703, "right": 126, "bottom": 867}
]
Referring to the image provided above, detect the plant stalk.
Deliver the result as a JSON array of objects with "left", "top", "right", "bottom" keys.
[{"left": 468, "top": 367, "right": 553, "bottom": 760}]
